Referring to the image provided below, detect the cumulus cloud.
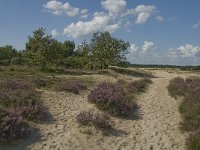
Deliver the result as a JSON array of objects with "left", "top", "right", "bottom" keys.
[
  {"left": 134, "top": 5, "right": 156, "bottom": 24},
  {"left": 81, "top": 9, "right": 88, "bottom": 14},
  {"left": 64, "top": 14, "right": 110, "bottom": 38},
  {"left": 126, "top": 41, "right": 161, "bottom": 64},
  {"left": 51, "top": 29, "right": 60, "bottom": 37},
  {"left": 168, "top": 44, "right": 200, "bottom": 57},
  {"left": 105, "top": 23, "right": 120, "bottom": 33},
  {"left": 156, "top": 16, "right": 164, "bottom": 23},
  {"left": 193, "top": 22, "right": 200, "bottom": 29},
  {"left": 62, "top": 1, "right": 159, "bottom": 38},
  {"left": 43, "top": 0, "right": 80, "bottom": 17},
  {"left": 101, "top": 0, "right": 127, "bottom": 14},
  {"left": 128, "top": 41, "right": 157, "bottom": 57}
]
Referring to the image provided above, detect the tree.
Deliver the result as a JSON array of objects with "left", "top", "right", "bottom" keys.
[
  {"left": 0, "top": 45, "right": 18, "bottom": 65},
  {"left": 63, "top": 41, "right": 75, "bottom": 57},
  {"left": 25, "top": 28, "right": 64, "bottom": 69},
  {"left": 89, "top": 32, "right": 130, "bottom": 69}
]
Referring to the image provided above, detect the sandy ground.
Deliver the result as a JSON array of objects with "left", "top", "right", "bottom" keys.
[{"left": 2, "top": 70, "right": 196, "bottom": 150}]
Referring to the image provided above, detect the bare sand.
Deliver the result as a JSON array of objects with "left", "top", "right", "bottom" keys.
[{"left": 2, "top": 70, "right": 196, "bottom": 150}]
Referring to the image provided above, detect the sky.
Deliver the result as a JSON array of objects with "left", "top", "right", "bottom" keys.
[{"left": 0, "top": 0, "right": 200, "bottom": 65}]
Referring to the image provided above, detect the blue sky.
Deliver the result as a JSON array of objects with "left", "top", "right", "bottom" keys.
[{"left": 0, "top": 0, "right": 200, "bottom": 65}]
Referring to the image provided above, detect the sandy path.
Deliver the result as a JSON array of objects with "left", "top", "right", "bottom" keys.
[
  {"left": 132, "top": 71, "right": 187, "bottom": 149},
  {"left": 2, "top": 71, "right": 189, "bottom": 150}
]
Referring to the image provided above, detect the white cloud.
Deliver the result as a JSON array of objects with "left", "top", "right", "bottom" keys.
[
  {"left": 142, "top": 41, "right": 156, "bottom": 54},
  {"left": 80, "top": 14, "right": 88, "bottom": 19},
  {"left": 81, "top": 9, "right": 88, "bottom": 14},
  {"left": 105, "top": 23, "right": 120, "bottom": 33},
  {"left": 134, "top": 5, "right": 156, "bottom": 24},
  {"left": 64, "top": 14, "right": 110, "bottom": 38},
  {"left": 156, "top": 16, "right": 164, "bottom": 23},
  {"left": 135, "top": 12, "right": 150, "bottom": 24},
  {"left": 61, "top": 1, "right": 159, "bottom": 38},
  {"left": 101, "top": 0, "right": 127, "bottom": 14},
  {"left": 51, "top": 29, "right": 60, "bottom": 37},
  {"left": 127, "top": 41, "right": 160, "bottom": 64},
  {"left": 168, "top": 44, "right": 200, "bottom": 57},
  {"left": 193, "top": 22, "right": 200, "bottom": 29},
  {"left": 44, "top": 0, "right": 80, "bottom": 17},
  {"left": 128, "top": 41, "right": 157, "bottom": 57}
]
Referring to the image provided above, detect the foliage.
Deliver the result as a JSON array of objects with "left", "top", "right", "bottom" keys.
[
  {"left": 168, "top": 77, "right": 200, "bottom": 149},
  {"left": 56, "top": 80, "right": 87, "bottom": 94},
  {"left": 0, "top": 78, "right": 48, "bottom": 141},
  {"left": 0, "top": 45, "right": 19, "bottom": 65},
  {"left": 187, "top": 134, "right": 200, "bottom": 150},
  {"left": 108, "top": 66, "right": 153, "bottom": 77},
  {"left": 76, "top": 111, "right": 112, "bottom": 129},
  {"left": 88, "top": 82, "right": 135, "bottom": 116},
  {"left": 0, "top": 79, "right": 39, "bottom": 108},
  {"left": 127, "top": 78, "right": 152, "bottom": 93},
  {"left": 167, "top": 77, "right": 186, "bottom": 98},
  {"left": 0, "top": 108, "right": 31, "bottom": 141},
  {"left": 21, "top": 105, "right": 47, "bottom": 122}
]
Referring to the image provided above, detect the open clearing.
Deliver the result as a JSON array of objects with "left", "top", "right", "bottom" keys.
[{"left": 2, "top": 70, "right": 198, "bottom": 150}]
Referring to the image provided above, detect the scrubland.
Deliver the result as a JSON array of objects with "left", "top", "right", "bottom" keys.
[{"left": 0, "top": 66, "right": 199, "bottom": 150}]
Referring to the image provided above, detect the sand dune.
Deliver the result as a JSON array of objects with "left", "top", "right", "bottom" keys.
[{"left": 2, "top": 70, "right": 194, "bottom": 150}]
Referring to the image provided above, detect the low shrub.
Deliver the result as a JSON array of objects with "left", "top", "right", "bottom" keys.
[
  {"left": 168, "top": 77, "right": 200, "bottom": 149},
  {"left": 21, "top": 105, "right": 47, "bottom": 122},
  {"left": 0, "top": 78, "right": 48, "bottom": 141},
  {"left": 127, "top": 78, "right": 152, "bottom": 93},
  {"left": 187, "top": 134, "right": 200, "bottom": 150},
  {"left": 56, "top": 81, "right": 87, "bottom": 94},
  {"left": 0, "top": 109, "right": 31, "bottom": 141},
  {"left": 108, "top": 66, "right": 153, "bottom": 78},
  {"left": 168, "top": 77, "right": 186, "bottom": 98},
  {"left": 76, "top": 111, "right": 112, "bottom": 129},
  {"left": 88, "top": 82, "right": 135, "bottom": 116}
]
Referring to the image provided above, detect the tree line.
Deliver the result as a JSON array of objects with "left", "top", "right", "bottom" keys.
[{"left": 0, "top": 28, "right": 130, "bottom": 70}]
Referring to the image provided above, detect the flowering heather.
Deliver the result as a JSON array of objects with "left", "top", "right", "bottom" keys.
[
  {"left": 168, "top": 77, "right": 186, "bottom": 98},
  {"left": 0, "top": 79, "right": 35, "bottom": 90},
  {"left": 76, "top": 111, "right": 112, "bottom": 129},
  {"left": 0, "top": 109, "right": 31, "bottom": 141},
  {"left": 0, "top": 78, "right": 48, "bottom": 141},
  {"left": 168, "top": 77, "right": 200, "bottom": 149},
  {"left": 21, "top": 105, "right": 47, "bottom": 122},
  {"left": 127, "top": 78, "right": 152, "bottom": 93},
  {"left": 88, "top": 82, "right": 134, "bottom": 116},
  {"left": 56, "top": 81, "right": 87, "bottom": 94}
]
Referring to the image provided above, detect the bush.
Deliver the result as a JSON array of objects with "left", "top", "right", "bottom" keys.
[
  {"left": 187, "top": 134, "right": 200, "bottom": 150},
  {"left": 21, "top": 105, "right": 47, "bottom": 122},
  {"left": 56, "top": 81, "right": 87, "bottom": 94},
  {"left": 108, "top": 66, "right": 153, "bottom": 77},
  {"left": 127, "top": 78, "right": 152, "bottom": 93},
  {"left": 0, "top": 80, "right": 40, "bottom": 108},
  {"left": 0, "top": 78, "right": 48, "bottom": 141},
  {"left": 88, "top": 82, "right": 135, "bottom": 116},
  {"left": 168, "top": 77, "right": 186, "bottom": 98},
  {"left": 76, "top": 111, "right": 112, "bottom": 129},
  {"left": 0, "top": 109, "right": 31, "bottom": 141},
  {"left": 168, "top": 77, "right": 200, "bottom": 148}
]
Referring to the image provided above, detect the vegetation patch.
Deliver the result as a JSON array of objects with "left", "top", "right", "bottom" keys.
[
  {"left": 108, "top": 66, "right": 153, "bottom": 78},
  {"left": 76, "top": 111, "right": 112, "bottom": 129},
  {"left": 56, "top": 80, "right": 87, "bottom": 94},
  {"left": 88, "top": 82, "right": 136, "bottom": 117},
  {"left": 0, "top": 78, "right": 48, "bottom": 142},
  {"left": 168, "top": 77, "right": 200, "bottom": 150},
  {"left": 0, "top": 108, "right": 31, "bottom": 141},
  {"left": 127, "top": 78, "right": 152, "bottom": 93}
]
